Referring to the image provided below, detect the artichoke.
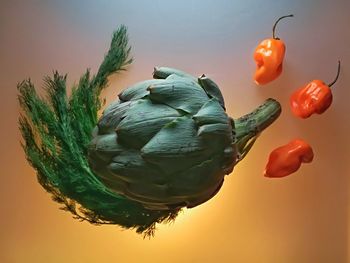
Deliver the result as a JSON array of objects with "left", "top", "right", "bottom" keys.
[
  {"left": 18, "top": 25, "right": 281, "bottom": 236},
  {"left": 89, "top": 67, "right": 280, "bottom": 211}
]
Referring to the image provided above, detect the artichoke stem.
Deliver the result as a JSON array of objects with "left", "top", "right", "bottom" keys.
[{"left": 234, "top": 98, "right": 281, "bottom": 162}]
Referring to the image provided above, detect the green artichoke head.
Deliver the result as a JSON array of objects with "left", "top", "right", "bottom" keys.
[{"left": 88, "top": 67, "right": 280, "bottom": 211}]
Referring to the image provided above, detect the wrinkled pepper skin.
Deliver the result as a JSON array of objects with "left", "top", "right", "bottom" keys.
[
  {"left": 253, "top": 14, "right": 293, "bottom": 85},
  {"left": 290, "top": 80, "right": 332, "bottom": 118},
  {"left": 253, "top": 38, "right": 285, "bottom": 85},
  {"left": 264, "top": 139, "right": 314, "bottom": 178}
]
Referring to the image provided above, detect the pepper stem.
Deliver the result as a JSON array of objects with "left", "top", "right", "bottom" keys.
[
  {"left": 328, "top": 60, "right": 341, "bottom": 87},
  {"left": 272, "top": 14, "right": 294, "bottom": 39},
  {"left": 234, "top": 98, "right": 281, "bottom": 163}
]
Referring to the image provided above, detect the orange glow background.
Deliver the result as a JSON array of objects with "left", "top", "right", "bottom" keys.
[{"left": 1, "top": 1, "right": 349, "bottom": 262}]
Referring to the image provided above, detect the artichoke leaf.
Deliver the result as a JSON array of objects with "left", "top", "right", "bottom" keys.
[
  {"left": 102, "top": 99, "right": 121, "bottom": 116},
  {"left": 153, "top": 67, "right": 197, "bottom": 81},
  {"left": 170, "top": 155, "right": 222, "bottom": 193},
  {"left": 88, "top": 133, "right": 125, "bottom": 162},
  {"left": 98, "top": 100, "right": 135, "bottom": 134},
  {"left": 94, "top": 133, "right": 123, "bottom": 153},
  {"left": 197, "top": 123, "right": 232, "bottom": 140},
  {"left": 236, "top": 134, "right": 258, "bottom": 163},
  {"left": 118, "top": 99, "right": 181, "bottom": 122},
  {"left": 198, "top": 75, "right": 225, "bottom": 109},
  {"left": 221, "top": 145, "right": 236, "bottom": 175},
  {"left": 108, "top": 150, "right": 165, "bottom": 184},
  {"left": 115, "top": 100, "right": 181, "bottom": 148},
  {"left": 141, "top": 116, "right": 212, "bottom": 173},
  {"left": 192, "top": 98, "right": 229, "bottom": 126},
  {"left": 147, "top": 78, "right": 208, "bottom": 114},
  {"left": 117, "top": 116, "right": 178, "bottom": 149},
  {"left": 118, "top": 79, "right": 163, "bottom": 101}
]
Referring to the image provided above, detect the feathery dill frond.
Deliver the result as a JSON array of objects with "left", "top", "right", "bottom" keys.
[{"left": 17, "top": 25, "right": 180, "bottom": 237}]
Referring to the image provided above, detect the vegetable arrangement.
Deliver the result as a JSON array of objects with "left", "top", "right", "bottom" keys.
[
  {"left": 17, "top": 15, "right": 341, "bottom": 236},
  {"left": 253, "top": 15, "right": 341, "bottom": 178},
  {"left": 18, "top": 26, "right": 281, "bottom": 236}
]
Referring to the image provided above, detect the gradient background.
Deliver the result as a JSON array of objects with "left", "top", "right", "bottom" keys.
[{"left": 1, "top": 0, "right": 350, "bottom": 262}]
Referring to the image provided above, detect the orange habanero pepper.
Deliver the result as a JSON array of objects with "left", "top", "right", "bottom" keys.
[
  {"left": 264, "top": 139, "right": 314, "bottom": 178},
  {"left": 290, "top": 61, "right": 341, "bottom": 119},
  {"left": 253, "top": 14, "right": 294, "bottom": 85}
]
